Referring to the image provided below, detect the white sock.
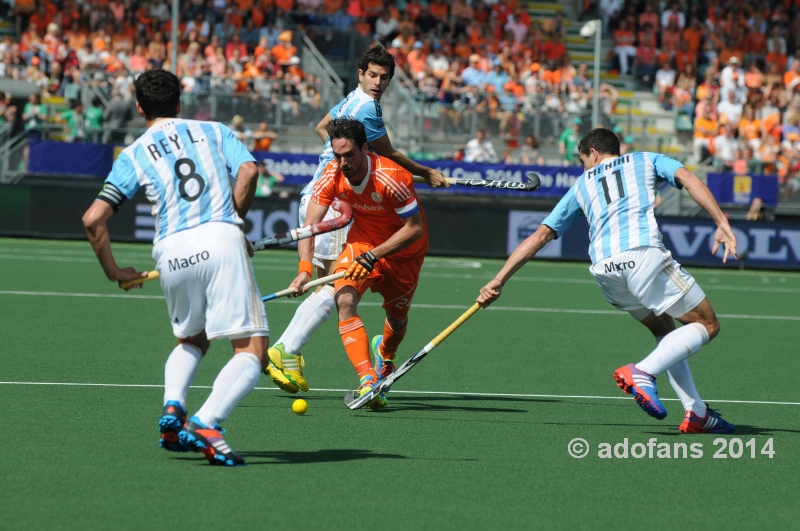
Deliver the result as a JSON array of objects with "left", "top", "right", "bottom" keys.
[
  {"left": 636, "top": 323, "right": 710, "bottom": 376},
  {"left": 194, "top": 353, "right": 261, "bottom": 427},
  {"left": 276, "top": 292, "right": 318, "bottom": 348},
  {"left": 280, "top": 286, "right": 335, "bottom": 358},
  {"left": 164, "top": 343, "right": 203, "bottom": 410},
  {"left": 666, "top": 360, "right": 707, "bottom": 417}
]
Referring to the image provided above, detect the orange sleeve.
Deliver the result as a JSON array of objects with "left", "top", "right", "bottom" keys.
[{"left": 311, "top": 163, "right": 338, "bottom": 206}]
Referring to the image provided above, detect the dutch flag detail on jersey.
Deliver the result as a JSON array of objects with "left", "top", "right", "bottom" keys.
[{"left": 542, "top": 152, "right": 685, "bottom": 264}]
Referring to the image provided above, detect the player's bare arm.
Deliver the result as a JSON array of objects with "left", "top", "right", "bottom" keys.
[
  {"left": 369, "top": 211, "right": 424, "bottom": 260},
  {"left": 232, "top": 161, "right": 259, "bottom": 218},
  {"left": 82, "top": 200, "right": 148, "bottom": 288},
  {"left": 674, "top": 167, "right": 738, "bottom": 262},
  {"left": 315, "top": 113, "right": 333, "bottom": 143},
  {"left": 289, "top": 199, "right": 328, "bottom": 294},
  {"left": 477, "top": 224, "right": 557, "bottom": 308},
  {"left": 369, "top": 134, "right": 449, "bottom": 188}
]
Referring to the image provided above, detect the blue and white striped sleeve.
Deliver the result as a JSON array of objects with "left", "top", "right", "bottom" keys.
[
  {"left": 220, "top": 124, "right": 256, "bottom": 180},
  {"left": 98, "top": 153, "right": 139, "bottom": 211},
  {"left": 541, "top": 187, "right": 584, "bottom": 239},
  {"left": 358, "top": 100, "right": 387, "bottom": 142},
  {"left": 648, "top": 152, "right": 685, "bottom": 189}
]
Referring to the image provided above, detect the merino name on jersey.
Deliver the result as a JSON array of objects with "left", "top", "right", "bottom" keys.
[
  {"left": 542, "top": 151, "right": 685, "bottom": 264},
  {"left": 312, "top": 152, "right": 428, "bottom": 260},
  {"left": 99, "top": 119, "right": 255, "bottom": 244}
]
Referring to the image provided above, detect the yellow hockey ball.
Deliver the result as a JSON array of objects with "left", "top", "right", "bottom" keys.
[{"left": 292, "top": 399, "right": 308, "bottom": 415}]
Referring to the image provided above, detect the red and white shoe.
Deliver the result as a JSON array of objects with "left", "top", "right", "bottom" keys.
[{"left": 679, "top": 406, "right": 735, "bottom": 434}]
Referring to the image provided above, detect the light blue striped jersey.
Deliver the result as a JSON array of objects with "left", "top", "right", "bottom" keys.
[
  {"left": 301, "top": 86, "right": 387, "bottom": 195},
  {"left": 542, "top": 152, "right": 684, "bottom": 263},
  {"left": 103, "top": 119, "right": 255, "bottom": 243}
]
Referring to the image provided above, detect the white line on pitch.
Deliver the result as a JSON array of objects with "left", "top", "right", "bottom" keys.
[
  {"left": 2, "top": 290, "right": 799, "bottom": 321},
  {"left": 1, "top": 381, "right": 798, "bottom": 406},
  {"left": 3, "top": 252, "right": 800, "bottom": 293}
]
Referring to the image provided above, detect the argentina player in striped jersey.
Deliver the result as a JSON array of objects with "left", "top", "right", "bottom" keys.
[
  {"left": 265, "top": 46, "right": 448, "bottom": 395},
  {"left": 478, "top": 128, "right": 739, "bottom": 434},
  {"left": 82, "top": 69, "right": 269, "bottom": 466}
]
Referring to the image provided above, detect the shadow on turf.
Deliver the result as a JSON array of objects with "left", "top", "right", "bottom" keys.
[
  {"left": 238, "top": 449, "right": 408, "bottom": 465},
  {"left": 644, "top": 424, "right": 800, "bottom": 436}
]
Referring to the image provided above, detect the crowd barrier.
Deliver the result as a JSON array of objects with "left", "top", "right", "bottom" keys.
[
  {"left": 706, "top": 172, "right": 779, "bottom": 207},
  {"left": 27, "top": 141, "right": 581, "bottom": 198},
  {"left": 3, "top": 178, "right": 800, "bottom": 270}
]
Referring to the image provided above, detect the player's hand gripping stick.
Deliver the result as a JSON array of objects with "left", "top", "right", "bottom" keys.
[
  {"left": 411, "top": 171, "right": 542, "bottom": 192},
  {"left": 345, "top": 251, "right": 377, "bottom": 281},
  {"left": 119, "top": 271, "right": 160, "bottom": 290},
  {"left": 251, "top": 199, "right": 352, "bottom": 251},
  {"left": 261, "top": 272, "right": 345, "bottom": 302},
  {"left": 344, "top": 302, "right": 482, "bottom": 410}
]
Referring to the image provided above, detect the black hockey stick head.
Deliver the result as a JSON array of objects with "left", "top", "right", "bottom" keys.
[
  {"left": 343, "top": 381, "right": 390, "bottom": 410},
  {"left": 524, "top": 171, "right": 542, "bottom": 191}
]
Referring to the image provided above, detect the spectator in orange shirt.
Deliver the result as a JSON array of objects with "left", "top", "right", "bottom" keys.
[
  {"left": 226, "top": 33, "right": 248, "bottom": 61},
  {"left": 253, "top": 122, "right": 278, "bottom": 151},
  {"left": 28, "top": 5, "right": 51, "bottom": 36},
  {"left": 661, "top": 21, "right": 681, "bottom": 58},
  {"left": 638, "top": 1, "right": 659, "bottom": 32},
  {"left": 428, "top": 0, "right": 449, "bottom": 22},
  {"left": 406, "top": 0, "right": 423, "bottom": 20},
  {"left": 541, "top": 33, "right": 567, "bottom": 63},
  {"left": 323, "top": 0, "right": 343, "bottom": 15},
  {"left": 783, "top": 60, "right": 800, "bottom": 91},
  {"left": 275, "top": 0, "right": 294, "bottom": 11},
  {"left": 271, "top": 32, "right": 297, "bottom": 64},
  {"left": 675, "top": 41, "right": 697, "bottom": 74},
  {"left": 360, "top": 0, "right": 383, "bottom": 27},
  {"left": 681, "top": 18, "right": 703, "bottom": 54},
  {"left": 694, "top": 105, "right": 719, "bottom": 161},
  {"left": 613, "top": 19, "right": 637, "bottom": 75},
  {"left": 406, "top": 40, "right": 427, "bottom": 78},
  {"left": 738, "top": 105, "right": 762, "bottom": 148}
]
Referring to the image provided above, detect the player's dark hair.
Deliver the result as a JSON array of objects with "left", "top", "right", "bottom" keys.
[
  {"left": 327, "top": 117, "right": 368, "bottom": 149},
  {"left": 358, "top": 46, "right": 396, "bottom": 79},
  {"left": 134, "top": 69, "right": 181, "bottom": 121},
  {"left": 578, "top": 128, "right": 621, "bottom": 157}
]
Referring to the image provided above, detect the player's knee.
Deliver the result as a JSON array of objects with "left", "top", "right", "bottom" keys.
[
  {"left": 706, "top": 317, "right": 720, "bottom": 341},
  {"left": 334, "top": 288, "right": 358, "bottom": 318},
  {"left": 386, "top": 315, "right": 407, "bottom": 331}
]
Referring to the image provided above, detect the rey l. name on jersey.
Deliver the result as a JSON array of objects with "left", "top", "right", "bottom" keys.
[
  {"left": 542, "top": 152, "right": 684, "bottom": 263},
  {"left": 97, "top": 118, "right": 255, "bottom": 243}
]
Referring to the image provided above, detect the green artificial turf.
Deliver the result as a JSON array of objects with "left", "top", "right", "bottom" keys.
[{"left": 1, "top": 237, "right": 799, "bottom": 530}]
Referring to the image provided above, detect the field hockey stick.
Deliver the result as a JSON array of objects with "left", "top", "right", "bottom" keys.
[
  {"left": 412, "top": 171, "right": 542, "bottom": 192},
  {"left": 344, "top": 302, "right": 482, "bottom": 410},
  {"left": 119, "top": 271, "right": 160, "bottom": 289},
  {"left": 261, "top": 271, "right": 345, "bottom": 302},
  {"left": 251, "top": 199, "right": 352, "bottom": 252}
]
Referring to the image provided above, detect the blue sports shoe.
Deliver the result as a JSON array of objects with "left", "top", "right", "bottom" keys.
[
  {"left": 159, "top": 400, "right": 188, "bottom": 452},
  {"left": 613, "top": 364, "right": 668, "bottom": 420},
  {"left": 371, "top": 335, "right": 396, "bottom": 392},
  {"left": 679, "top": 405, "right": 735, "bottom": 434},
  {"left": 179, "top": 416, "right": 245, "bottom": 466}
]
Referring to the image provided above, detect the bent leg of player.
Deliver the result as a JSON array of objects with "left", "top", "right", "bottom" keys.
[
  {"left": 267, "top": 195, "right": 348, "bottom": 393},
  {"left": 163, "top": 222, "right": 269, "bottom": 466},
  {"left": 370, "top": 255, "right": 422, "bottom": 392},
  {"left": 596, "top": 247, "right": 733, "bottom": 430},
  {"left": 333, "top": 243, "right": 386, "bottom": 411},
  {"left": 592, "top": 247, "right": 693, "bottom": 420},
  {"left": 628, "top": 311, "right": 707, "bottom": 418},
  {"left": 154, "top": 231, "right": 216, "bottom": 452}
]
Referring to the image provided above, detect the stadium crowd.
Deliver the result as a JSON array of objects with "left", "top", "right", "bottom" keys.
[
  {"left": 606, "top": 0, "right": 800, "bottom": 198},
  {"left": 0, "top": 0, "right": 798, "bottom": 195}
]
